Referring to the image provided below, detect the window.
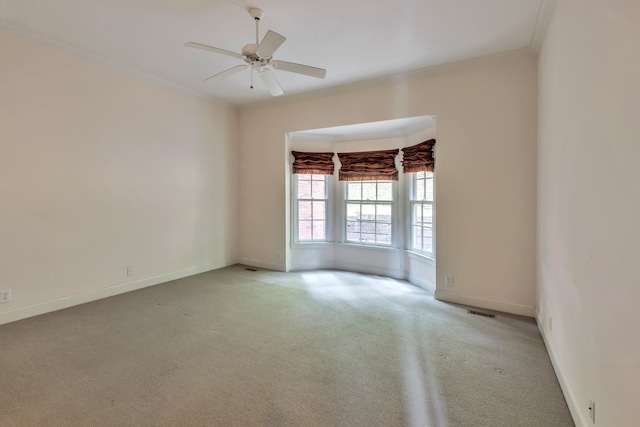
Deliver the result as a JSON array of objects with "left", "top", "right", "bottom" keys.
[
  {"left": 345, "top": 180, "right": 394, "bottom": 246},
  {"left": 410, "top": 171, "right": 434, "bottom": 254},
  {"left": 290, "top": 139, "right": 436, "bottom": 257},
  {"left": 294, "top": 174, "right": 328, "bottom": 241}
]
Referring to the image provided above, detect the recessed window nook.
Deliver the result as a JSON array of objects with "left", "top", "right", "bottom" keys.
[{"left": 286, "top": 116, "right": 437, "bottom": 292}]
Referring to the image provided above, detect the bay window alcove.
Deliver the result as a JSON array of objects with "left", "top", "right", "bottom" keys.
[{"left": 288, "top": 116, "right": 436, "bottom": 292}]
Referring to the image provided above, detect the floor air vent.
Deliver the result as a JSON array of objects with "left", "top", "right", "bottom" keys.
[
  {"left": 245, "top": 268, "right": 258, "bottom": 272},
  {"left": 467, "top": 309, "right": 495, "bottom": 318}
]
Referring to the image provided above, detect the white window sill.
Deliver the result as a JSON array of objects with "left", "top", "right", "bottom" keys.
[
  {"left": 290, "top": 244, "right": 436, "bottom": 263},
  {"left": 336, "top": 242, "right": 402, "bottom": 253},
  {"left": 406, "top": 250, "right": 435, "bottom": 263},
  {"left": 291, "top": 241, "right": 333, "bottom": 249}
]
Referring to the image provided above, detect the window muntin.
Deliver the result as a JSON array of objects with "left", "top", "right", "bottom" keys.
[
  {"left": 345, "top": 180, "right": 393, "bottom": 246},
  {"left": 410, "top": 171, "right": 434, "bottom": 254},
  {"left": 295, "top": 174, "right": 328, "bottom": 241}
]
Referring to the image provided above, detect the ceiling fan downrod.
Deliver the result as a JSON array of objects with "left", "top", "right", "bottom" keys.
[
  {"left": 250, "top": 8, "right": 264, "bottom": 45},
  {"left": 249, "top": 8, "right": 264, "bottom": 89}
]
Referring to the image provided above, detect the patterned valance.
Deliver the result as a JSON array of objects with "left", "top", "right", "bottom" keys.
[
  {"left": 337, "top": 149, "right": 399, "bottom": 181},
  {"left": 291, "top": 151, "right": 335, "bottom": 175},
  {"left": 401, "top": 139, "right": 436, "bottom": 173}
]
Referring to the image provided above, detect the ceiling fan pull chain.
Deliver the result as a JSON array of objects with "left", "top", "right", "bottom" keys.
[{"left": 250, "top": 67, "right": 254, "bottom": 89}]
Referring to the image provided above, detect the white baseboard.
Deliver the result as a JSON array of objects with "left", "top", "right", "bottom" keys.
[
  {"left": 290, "top": 261, "right": 335, "bottom": 271},
  {"left": 237, "top": 257, "right": 286, "bottom": 272},
  {"left": 537, "top": 317, "right": 584, "bottom": 427},
  {"left": 408, "top": 272, "right": 435, "bottom": 293},
  {"left": 0, "top": 258, "right": 236, "bottom": 326},
  {"left": 333, "top": 260, "right": 406, "bottom": 280},
  {"left": 434, "top": 289, "right": 536, "bottom": 317}
]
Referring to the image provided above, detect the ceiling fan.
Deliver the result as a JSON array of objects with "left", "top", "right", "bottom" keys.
[{"left": 185, "top": 8, "right": 326, "bottom": 97}]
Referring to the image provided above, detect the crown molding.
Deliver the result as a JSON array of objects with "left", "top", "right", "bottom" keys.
[{"left": 531, "top": 0, "right": 558, "bottom": 54}]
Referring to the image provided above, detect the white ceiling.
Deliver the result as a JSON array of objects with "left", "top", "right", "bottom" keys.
[
  {"left": 290, "top": 116, "right": 436, "bottom": 143},
  {"left": 0, "top": 0, "right": 552, "bottom": 105}
]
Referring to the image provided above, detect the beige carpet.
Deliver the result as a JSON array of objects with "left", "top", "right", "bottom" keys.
[{"left": 0, "top": 265, "right": 573, "bottom": 426}]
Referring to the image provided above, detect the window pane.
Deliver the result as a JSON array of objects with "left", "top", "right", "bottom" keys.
[
  {"left": 422, "top": 204, "right": 433, "bottom": 224},
  {"left": 411, "top": 226, "right": 422, "bottom": 242},
  {"left": 376, "top": 223, "right": 392, "bottom": 244},
  {"left": 311, "top": 179, "right": 325, "bottom": 199},
  {"left": 298, "top": 221, "right": 312, "bottom": 240},
  {"left": 361, "top": 233, "right": 376, "bottom": 243},
  {"left": 422, "top": 234, "right": 433, "bottom": 253},
  {"left": 411, "top": 223, "right": 433, "bottom": 253},
  {"left": 346, "top": 220, "right": 361, "bottom": 233},
  {"left": 298, "top": 201, "right": 312, "bottom": 220},
  {"left": 298, "top": 174, "right": 311, "bottom": 180},
  {"left": 415, "top": 178, "right": 425, "bottom": 201},
  {"left": 362, "top": 182, "right": 376, "bottom": 200},
  {"left": 346, "top": 221, "right": 360, "bottom": 241},
  {"left": 425, "top": 178, "right": 434, "bottom": 202},
  {"left": 361, "top": 204, "right": 375, "bottom": 220},
  {"left": 412, "top": 226, "right": 423, "bottom": 250},
  {"left": 347, "top": 182, "right": 361, "bottom": 200},
  {"left": 312, "top": 221, "right": 326, "bottom": 240},
  {"left": 413, "top": 204, "right": 423, "bottom": 224},
  {"left": 313, "top": 201, "right": 325, "bottom": 219},
  {"left": 297, "top": 179, "right": 311, "bottom": 198},
  {"left": 360, "top": 221, "right": 375, "bottom": 235},
  {"left": 377, "top": 182, "right": 392, "bottom": 201},
  {"left": 376, "top": 204, "right": 392, "bottom": 222},
  {"left": 347, "top": 203, "right": 361, "bottom": 221}
]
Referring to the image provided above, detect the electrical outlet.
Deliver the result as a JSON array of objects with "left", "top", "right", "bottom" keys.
[
  {"left": 588, "top": 396, "right": 595, "bottom": 423},
  {"left": 201, "top": 252, "right": 207, "bottom": 261},
  {"left": 445, "top": 275, "right": 453, "bottom": 286},
  {"left": 277, "top": 252, "right": 282, "bottom": 260},
  {"left": 127, "top": 266, "right": 134, "bottom": 277},
  {"left": 0, "top": 289, "right": 11, "bottom": 303}
]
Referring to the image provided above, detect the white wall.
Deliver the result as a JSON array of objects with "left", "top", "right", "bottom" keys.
[
  {"left": 0, "top": 31, "right": 238, "bottom": 324},
  {"left": 238, "top": 52, "right": 538, "bottom": 316},
  {"left": 537, "top": 1, "right": 640, "bottom": 425}
]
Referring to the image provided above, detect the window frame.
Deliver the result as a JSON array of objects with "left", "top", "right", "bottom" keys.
[
  {"left": 342, "top": 179, "right": 398, "bottom": 248},
  {"left": 409, "top": 171, "right": 434, "bottom": 257},
  {"left": 292, "top": 173, "right": 331, "bottom": 244}
]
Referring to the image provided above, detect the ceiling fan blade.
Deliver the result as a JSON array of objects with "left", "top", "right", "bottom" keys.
[
  {"left": 185, "top": 42, "right": 244, "bottom": 59},
  {"left": 258, "top": 69, "right": 284, "bottom": 96},
  {"left": 256, "top": 30, "right": 286, "bottom": 58},
  {"left": 272, "top": 60, "right": 326, "bottom": 79},
  {"left": 205, "top": 65, "right": 249, "bottom": 82}
]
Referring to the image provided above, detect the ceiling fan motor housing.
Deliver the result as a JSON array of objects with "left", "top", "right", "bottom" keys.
[{"left": 242, "top": 44, "right": 272, "bottom": 66}]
